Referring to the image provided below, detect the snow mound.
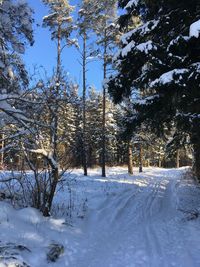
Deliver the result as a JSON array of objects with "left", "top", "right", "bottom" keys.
[{"left": 0, "top": 202, "right": 68, "bottom": 266}]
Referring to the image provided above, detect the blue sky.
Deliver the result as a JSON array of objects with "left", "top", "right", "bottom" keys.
[{"left": 23, "top": 0, "right": 103, "bottom": 91}]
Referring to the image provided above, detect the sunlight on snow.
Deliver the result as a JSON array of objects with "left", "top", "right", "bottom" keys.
[
  {"left": 95, "top": 177, "right": 149, "bottom": 187},
  {"left": 23, "top": 232, "right": 43, "bottom": 242}
]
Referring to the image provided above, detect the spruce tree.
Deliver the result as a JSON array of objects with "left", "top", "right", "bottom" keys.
[{"left": 108, "top": 0, "right": 200, "bottom": 179}]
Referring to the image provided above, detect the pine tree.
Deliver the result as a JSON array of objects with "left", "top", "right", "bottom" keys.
[
  {"left": 85, "top": 87, "right": 119, "bottom": 168},
  {"left": 93, "top": 0, "right": 119, "bottom": 177},
  {"left": 85, "top": 87, "right": 102, "bottom": 167},
  {"left": 77, "top": 1, "right": 120, "bottom": 174},
  {"left": 77, "top": 0, "right": 99, "bottom": 175},
  {"left": 60, "top": 82, "right": 83, "bottom": 167},
  {"left": 43, "top": 0, "right": 74, "bottom": 79}
]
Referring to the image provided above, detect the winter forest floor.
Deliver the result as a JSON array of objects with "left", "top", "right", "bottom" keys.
[{"left": 1, "top": 167, "right": 200, "bottom": 267}]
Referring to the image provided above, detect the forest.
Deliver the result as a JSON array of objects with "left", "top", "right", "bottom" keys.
[{"left": 1, "top": 0, "right": 200, "bottom": 266}]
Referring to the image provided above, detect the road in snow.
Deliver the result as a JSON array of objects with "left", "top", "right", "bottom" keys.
[
  {"left": 1, "top": 167, "right": 200, "bottom": 267},
  {"left": 65, "top": 168, "right": 200, "bottom": 267}
]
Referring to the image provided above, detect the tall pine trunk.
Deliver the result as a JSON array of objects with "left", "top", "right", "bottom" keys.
[
  {"left": 128, "top": 141, "right": 133, "bottom": 175},
  {"left": 82, "top": 33, "right": 87, "bottom": 176},
  {"left": 158, "top": 158, "right": 162, "bottom": 168},
  {"left": 139, "top": 143, "right": 143, "bottom": 173},
  {"left": 158, "top": 146, "right": 162, "bottom": 167},
  {"left": 102, "top": 31, "right": 107, "bottom": 177},
  {"left": 56, "top": 25, "right": 61, "bottom": 82}
]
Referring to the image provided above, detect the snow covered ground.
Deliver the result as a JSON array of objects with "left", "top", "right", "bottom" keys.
[{"left": 1, "top": 167, "right": 200, "bottom": 267}]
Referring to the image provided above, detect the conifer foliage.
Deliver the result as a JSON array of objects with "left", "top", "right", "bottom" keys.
[
  {"left": 0, "top": 0, "right": 34, "bottom": 168},
  {"left": 108, "top": 0, "right": 200, "bottom": 179},
  {"left": 0, "top": 0, "right": 34, "bottom": 96}
]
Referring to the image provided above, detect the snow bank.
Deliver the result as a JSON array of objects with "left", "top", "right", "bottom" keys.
[
  {"left": 1, "top": 167, "right": 200, "bottom": 267},
  {"left": 0, "top": 202, "right": 68, "bottom": 266}
]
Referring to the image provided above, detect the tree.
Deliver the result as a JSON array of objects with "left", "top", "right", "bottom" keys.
[
  {"left": 0, "top": 0, "right": 34, "bottom": 168},
  {"left": 84, "top": 86, "right": 119, "bottom": 168},
  {"left": 108, "top": 0, "right": 200, "bottom": 179},
  {"left": 128, "top": 141, "right": 133, "bottom": 174},
  {"left": 93, "top": 0, "right": 119, "bottom": 177},
  {"left": 41, "top": 0, "right": 75, "bottom": 215},
  {"left": 60, "top": 82, "right": 83, "bottom": 168},
  {"left": 85, "top": 87, "right": 102, "bottom": 166},
  {"left": 42, "top": 0, "right": 74, "bottom": 79},
  {"left": 20, "top": 74, "right": 77, "bottom": 215},
  {"left": 77, "top": 0, "right": 98, "bottom": 176}
]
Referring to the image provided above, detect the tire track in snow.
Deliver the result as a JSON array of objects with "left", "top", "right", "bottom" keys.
[
  {"left": 67, "top": 169, "right": 200, "bottom": 267},
  {"left": 142, "top": 178, "right": 195, "bottom": 267},
  {"left": 139, "top": 179, "right": 165, "bottom": 267}
]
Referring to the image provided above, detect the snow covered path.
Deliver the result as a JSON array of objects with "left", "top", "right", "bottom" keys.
[
  {"left": 1, "top": 167, "right": 200, "bottom": 267},
  {"left": 66, "top": 168, "right": 200, "bottom": 267}
]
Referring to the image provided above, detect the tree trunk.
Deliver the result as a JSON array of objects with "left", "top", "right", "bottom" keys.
[
  {"left": 43, "top": 24, "right": 61, "bottom": 217},
  {"left": 43, "top": 167, "right": 59, "bottom": 217},
  {"left": 128, "top": 142, "right": 133, "bottom": 175},
  {"left": 56, "top": 24, "right": 61, "bottom": 80},
  {"left": 158, "top": 146, "right": 162, "bottom": 167},
  {"left": 176, "top": 149, "right": 180, "bottom": 168},
  {"left": 147, "top": 159, "right": 150, "bottom": 167},
  {"left": 193, "top": 143, "right": 200, "bottom": 181},
  {"left": 102, "top": 31, "right": 107, "bottom": 178},
  {"left": 139, "top": 144, "right": 143, "bottom": 173},
  {"left": 158, "top": 158, "right": 162, "bottom": 168},
  {"left": 82, "top": 33, "right": 87, "bottom": 176}
]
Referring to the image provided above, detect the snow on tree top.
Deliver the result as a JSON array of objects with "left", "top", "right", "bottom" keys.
[{"left": 189, "top": 19, "right": 200, "bottom": 38}]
